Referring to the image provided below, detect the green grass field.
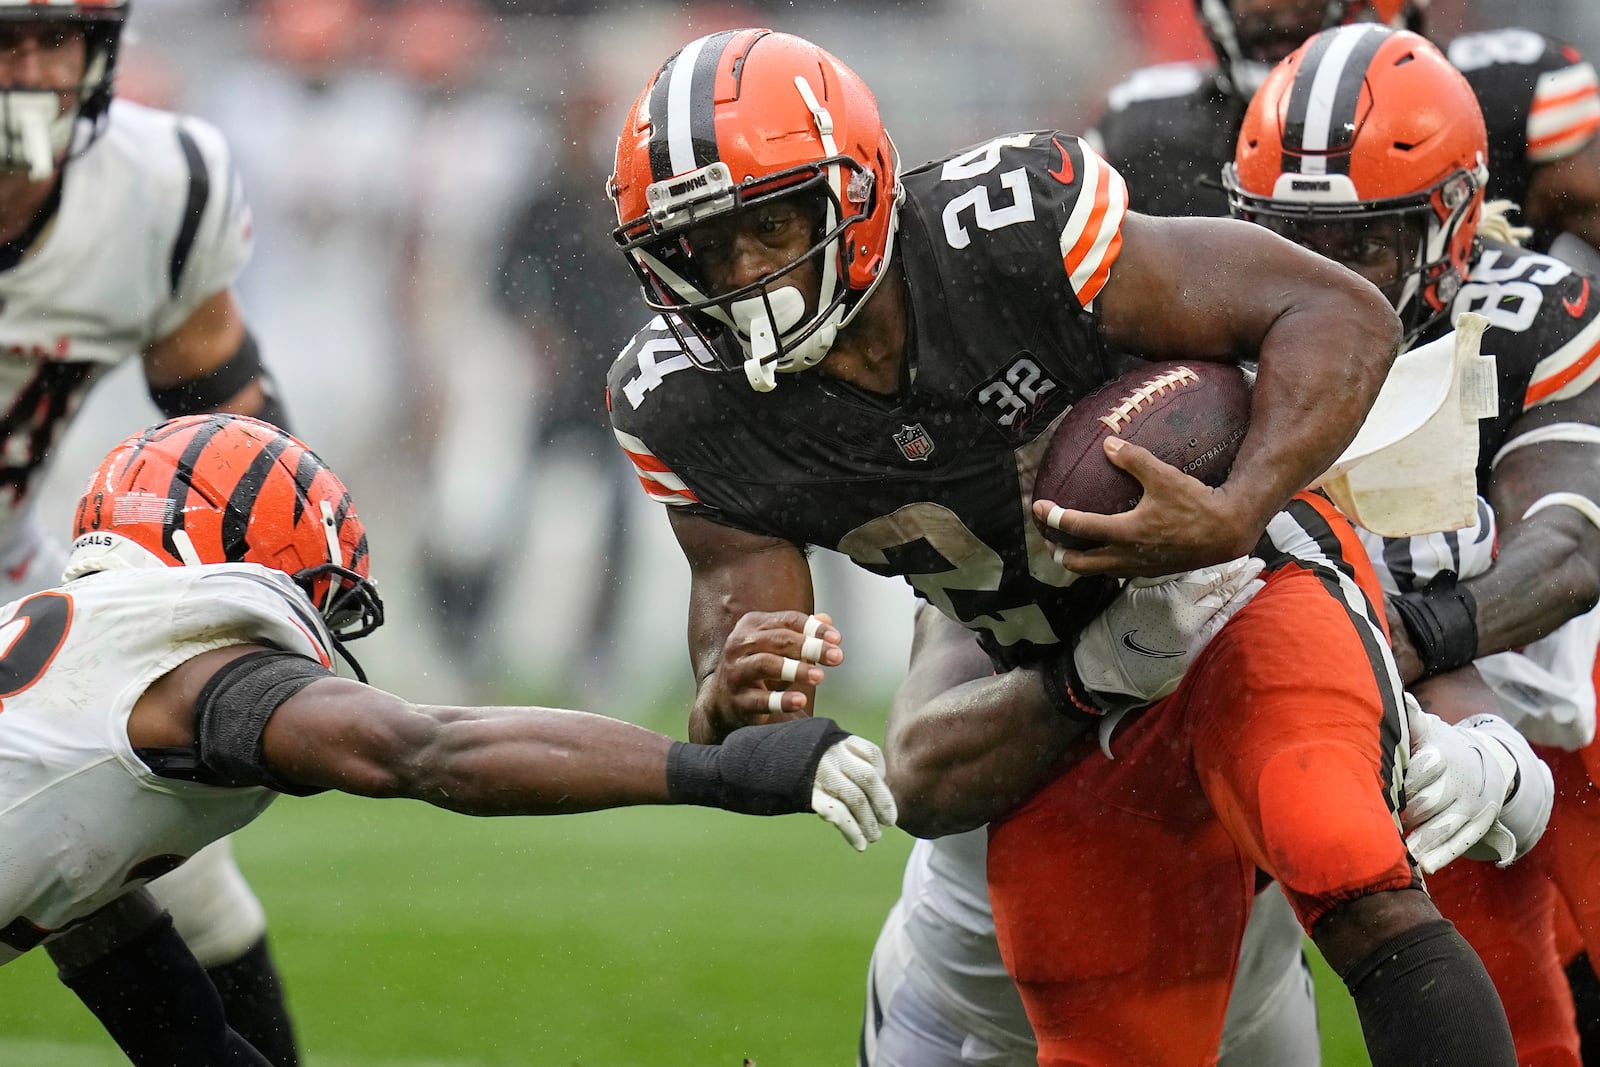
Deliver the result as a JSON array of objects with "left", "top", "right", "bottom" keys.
[{"left": 0, "top": 777, "right": 1374, "bottom": 1066}]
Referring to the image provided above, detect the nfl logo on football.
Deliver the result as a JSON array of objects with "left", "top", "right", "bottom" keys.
[{"left": 893, "top": 423, "right": 935, "bottom": 461}]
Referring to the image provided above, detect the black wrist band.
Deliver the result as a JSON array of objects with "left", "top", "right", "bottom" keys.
[
  {"left": 1041, "top": 651, "right": 1105, "bottom": 724},
  {"left": 665, "top": 741, "right": 723, "bottom": 808},
  {"left": 1392, "top": 580, "right": 1479, "bottom": 679}
]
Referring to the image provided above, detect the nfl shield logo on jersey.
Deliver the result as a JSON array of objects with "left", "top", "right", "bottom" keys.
[{"left": 893, "top": 423, "right": 935, "bottom": 461}]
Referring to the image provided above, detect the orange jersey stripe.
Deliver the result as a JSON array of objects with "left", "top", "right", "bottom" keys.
[{"left": 1527, "top": 333, "right": 1600, "bottom": 406}]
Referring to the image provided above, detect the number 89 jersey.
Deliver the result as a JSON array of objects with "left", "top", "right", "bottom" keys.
[
  {"left": 608, "top": 132, "right": 1134, "bottom": 666},
  {"left": 0, "top": 563, "right": 335, "bottom": 961}
]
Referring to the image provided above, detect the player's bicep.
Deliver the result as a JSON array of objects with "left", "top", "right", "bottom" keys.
[
  {"left": 1490, "top": 387, "right": 1600, "bottom": 538},
  {"left": 1097, "top": 214, "right": 1293, "bottom": 359}
]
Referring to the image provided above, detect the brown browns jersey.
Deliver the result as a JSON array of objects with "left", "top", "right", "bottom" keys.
[{"left": 608, "top": 132, "right": 1132, "bottom": 666}]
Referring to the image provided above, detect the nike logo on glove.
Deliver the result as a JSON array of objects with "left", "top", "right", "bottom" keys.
[{"left": 1120, "top": 630, "right": 1184, "bottom": 658}]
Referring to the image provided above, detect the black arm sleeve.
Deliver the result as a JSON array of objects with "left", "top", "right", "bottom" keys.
[{"left": 192, "top": 650, "right": 335, "bottom": 796}]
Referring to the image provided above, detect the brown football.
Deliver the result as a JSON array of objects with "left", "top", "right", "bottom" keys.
[{"left": 1034, "top": 361, "right": 1252, "bottom": 548}]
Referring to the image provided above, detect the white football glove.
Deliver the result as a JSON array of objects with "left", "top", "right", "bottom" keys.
[
  {"left": 1073, "top": 556, "right": 1266, "bottom": 711},
  {"left": 811, "top": 735, "right": 898, "bottom": 852},
  {"left": 1402, "top": 695, "right": 1554, "bottom": 874}
]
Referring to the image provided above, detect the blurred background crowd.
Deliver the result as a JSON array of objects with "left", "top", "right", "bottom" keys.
[{"left": 37, "top": 0, "right": 1600, "bottom": 719}]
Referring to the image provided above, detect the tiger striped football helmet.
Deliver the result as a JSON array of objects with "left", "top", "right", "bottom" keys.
[
  {"left": 609, "top": 28, "right": 902, "bottom": 392},
  {"left": 71, "top": 414, "right": 383, "bottom": 646}
]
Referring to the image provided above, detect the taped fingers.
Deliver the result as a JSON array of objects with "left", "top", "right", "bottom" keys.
[
  {"left": 780, "top": 657, "right": 801, "bottom": 683},
  {"left": 800, "top": 636, "right": 827, "bottom": 663},
  {"left": 767, "top": 690, "right": 785, "bottom": 715}
]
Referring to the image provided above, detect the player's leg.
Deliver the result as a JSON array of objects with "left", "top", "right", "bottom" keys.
[
  {"left": 147, "top": 839, "right": 299, "bottom": 1067},
  {"left": 859, "top": 842, "right": 1039, "bottom": 1067},
  {"left": 1190, "top": 495, "right": 1515, "bottom": 1066},
  {"left": 1217, "top": 884, "right": 1321, "bottom": 1067},
  {"left": 1427, "top": 844, "right": 1576, "bottom": 1066},
  {"left": 1546, "top": 743, "right": 1600, "bottom": 1066},
  {"left": 47, "top": 889, "right": 272, "bottom": 1066},
  {"left": 987, "top": 711, "right": 1256, "bottom": 1067}
]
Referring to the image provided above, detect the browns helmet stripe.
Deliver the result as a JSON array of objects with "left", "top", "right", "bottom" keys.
[
  {"left": 646, "top": 29, "right": 746, "bottom": 181},
  {"left": 1281, "top": 23, "right": 1389, "bottom": 176}
]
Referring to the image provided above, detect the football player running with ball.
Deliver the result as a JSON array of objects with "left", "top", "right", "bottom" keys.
[
  {"left": 0, "top": 1, "right": 304, "bottom": 1061},
  {"left": 1226, "top": 25, "right": 1600, "bottom": 1063},
  {"left": 0, "top": 414, "right": 895, "bottom": 1067},
  {"left": 605, "top": 27, "right": 1519, "bottom": 1067}
]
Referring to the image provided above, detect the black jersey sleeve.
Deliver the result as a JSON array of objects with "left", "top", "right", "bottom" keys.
[
  {"left": 1447, "top": 29, "right": 1600, "bottom": 207},
  {"left": 898, "top": 130, "right": 1132, "bottom": 314}
]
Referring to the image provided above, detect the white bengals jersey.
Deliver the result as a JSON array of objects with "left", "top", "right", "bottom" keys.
[
  {"left": 0, "top": 100, "right": 251, "bottom": 542},
  {"left": 0, "top": 562, "right": 331, "bottom": 963}
]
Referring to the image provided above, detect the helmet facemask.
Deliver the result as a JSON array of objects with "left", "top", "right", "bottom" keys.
[
  {"left": 616, "top": 144, "right": 894, "bottom": 393},
  {"left": 0, "top": 10, "right": 124, "bottom": 182}
]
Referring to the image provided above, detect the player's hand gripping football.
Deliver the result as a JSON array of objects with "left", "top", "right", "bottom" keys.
[
  {"left": 1035, "top": 437, "right": 1265, "bottom": 578},
  {"left": 1073, "top": 556, "right": 1266, "bottom": 711},
  {"left": 1402, "top": 693, "right": 1554, "bottom": 874}
]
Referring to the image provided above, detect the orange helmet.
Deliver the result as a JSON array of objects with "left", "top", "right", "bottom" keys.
[
  {"left": 72, "top": 415, "right": 383, "bottom": 649},
  {"left": 1195, "top": 0, "right": 1428, "bottom": 96},
  {"left": 1224, "top": 24, "right": 1485, "bottom": 345},
  {"left": 609, "top": 29, "right": 901, "bottom": 392}
]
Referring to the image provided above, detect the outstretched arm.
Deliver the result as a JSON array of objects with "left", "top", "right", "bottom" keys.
[{"left": 129, "top": 643, "right": 894, "bottom": 848}]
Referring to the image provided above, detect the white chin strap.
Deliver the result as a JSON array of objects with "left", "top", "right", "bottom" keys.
[
  {"left": 0, "top": 91, "right": 71, "bottom": 182},
  {"left": 730, "top": 286, "right": 840, "bottom": 392}
]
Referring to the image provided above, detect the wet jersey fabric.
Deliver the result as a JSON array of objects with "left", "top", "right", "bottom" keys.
[
  {"left": 1087, "top": 62, "right": 1240, "bottom": 218},
  {"left": 0, "top": 564, "right": 330, "bottom": 963},
  {"left": 610, "top": 131, "right": 1131, "bottom": 666},
  {"left": 0, "top": 100, "right": 252, "bottom": 543}
]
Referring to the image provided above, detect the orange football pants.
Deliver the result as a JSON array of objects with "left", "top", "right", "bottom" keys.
[
  {"left": 1430, "top": 741, "right": 1600, "bottom": 1067},
  {"left": 988, "top": 494, "right": 1418, "bottom": 1067}
]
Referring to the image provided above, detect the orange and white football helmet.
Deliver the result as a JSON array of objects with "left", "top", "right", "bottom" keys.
[
  {"left": 70, "top": 415, "right": 384, "bottom": 661},
  {"left": 1224, "top": 24, "right": 1485, "bottom": 346},
  {"left": 1195, "top": 0, "right": 1428, "bottom": 96},
  {"left": 610, "top": 28, "right": 902, "bottom": 392},
  {"left": 0, "top": 0, "right": 127, "bottom": 180}
]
